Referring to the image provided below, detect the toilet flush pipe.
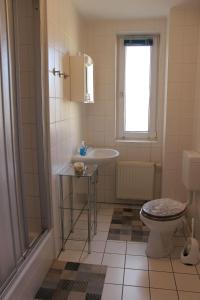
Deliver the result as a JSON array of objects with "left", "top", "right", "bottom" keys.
[
  {"left": 188, "top": 190, "right": 196, "bottom": 211},
  {"left": 191, "top": 217, "right": 194, "bottom": 239},
  {"left": 188, "top": 191, "right": 197, "bottom": 237},
  {"left": 189, "top": 191, "right": 193, "bottom": 206},
  {"left": 192, "top": 191, "right": 196, "bottom": 215}
]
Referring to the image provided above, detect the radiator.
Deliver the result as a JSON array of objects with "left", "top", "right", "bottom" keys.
[{"left": 116, "top": 161, "right": 156, "bottom": 200}]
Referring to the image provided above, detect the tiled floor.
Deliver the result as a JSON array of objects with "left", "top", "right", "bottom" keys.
[
  {"left": 35, "top": 261, "right": 106, "bottom": 299},
  {"left": 59, "top": 203, "right": 200, "bottom": 300},
  {"left": 108, "top": 206, "right": 149, "bottom": 241}
]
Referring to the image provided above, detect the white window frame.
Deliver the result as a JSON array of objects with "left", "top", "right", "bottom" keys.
[{"left": 117, "top": 34, "right": 159, "bottom": 140}]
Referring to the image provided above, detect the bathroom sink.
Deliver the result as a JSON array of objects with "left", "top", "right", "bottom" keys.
[{"left": 72, "top": 147, "right": 120, "bottom": 164}]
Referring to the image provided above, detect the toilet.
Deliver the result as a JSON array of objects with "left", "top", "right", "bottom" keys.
[
  {"left": 140, "top": 198, "right": 187, "bottom": 258},
  {"left": 140, "top": 150, "right": 200, "bottom": 258}
]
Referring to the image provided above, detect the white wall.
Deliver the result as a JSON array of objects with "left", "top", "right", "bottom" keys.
[
  {"left": 193, "top": 17, "right": 200, "bottom": 151},
  {"left": 46, "top": 1, "right": 200, "bottom": 247},
  {"left": 47, "top": 0, "right": 86, "bottom": 255},
  {"left": 162, "top": 5, "right": 200, "bottom": 202},
  {"left": 46, "top": 0, "right": 200, "bottom": 253},
  {"left": 85, "top": 18, "right": 167, "bottom": 202},
  {"left": 192, "top": 17, "right": 200, "bottom": 240}
]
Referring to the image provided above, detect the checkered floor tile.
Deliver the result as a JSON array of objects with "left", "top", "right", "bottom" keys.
[
  {"left": 35, "top": 261, "right": 107, "bottom": 299},
  {"left": 108, "top": 207, "right": 149, "bottom": 241},
  {"left": 55, "top": 203, "right": 196, "bottom": 300}
]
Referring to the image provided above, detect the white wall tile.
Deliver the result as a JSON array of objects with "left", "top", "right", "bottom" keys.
[
  {"left": 47, "top": 0, "right": 86, "bottom": 255},
  {"left": 84, "top": 18, "right": 167, "bottom": 207}
]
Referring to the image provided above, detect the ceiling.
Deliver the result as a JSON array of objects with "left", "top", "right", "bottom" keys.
[{"left": 73, "top": 0, "right": 200, "bottom": 19}]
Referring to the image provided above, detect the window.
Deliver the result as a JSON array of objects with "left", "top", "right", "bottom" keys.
[{"left": 117, "top": 35, "right": 159, "bottom": 140}]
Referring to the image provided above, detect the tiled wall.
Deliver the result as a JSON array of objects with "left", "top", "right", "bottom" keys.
[
  {"left": 192, "top": 19, "right": 200, "bottom": 240},
  {"left": 193, "top": 20, "right": 200, "bottom": 153},
  {"left": 14, "top": 0, "right": 42, "bottom": 242},
  {"left": 47, "top": 0, "right": 86, "bottom": 255},
  {"left": 46, "top": 1, "right": 200, "bottom": 248},
  {"left": 84, "top": 19, "right": 167, "bottom": 203},
  {"left": 162, "top": 6, "right": 200, "bottom": 202}
]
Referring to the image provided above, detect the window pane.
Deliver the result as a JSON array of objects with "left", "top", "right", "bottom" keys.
[{"left": 125, "top": 45, "right": 151, "bottom": 132}]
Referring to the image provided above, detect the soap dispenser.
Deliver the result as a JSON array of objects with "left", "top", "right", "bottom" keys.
[{"left": 79, "top": 141, "right": 87, "bottom": 156}]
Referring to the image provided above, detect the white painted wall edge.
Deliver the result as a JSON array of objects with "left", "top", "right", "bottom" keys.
[{"left": 2, "top": 231, "right": 54, "bottom": 300}]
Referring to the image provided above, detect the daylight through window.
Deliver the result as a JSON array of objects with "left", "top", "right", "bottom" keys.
[{"left": 118, "top": 35, "right": 159, "bottom": 139}]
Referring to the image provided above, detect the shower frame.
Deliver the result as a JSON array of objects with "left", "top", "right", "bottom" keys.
[{"left": 0, "top": 0, "right": 51, "bottom": 295}]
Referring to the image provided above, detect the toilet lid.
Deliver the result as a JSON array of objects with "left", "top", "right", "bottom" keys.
[{"left": 142, "top": 198, "right": 187, "bottom": 218}]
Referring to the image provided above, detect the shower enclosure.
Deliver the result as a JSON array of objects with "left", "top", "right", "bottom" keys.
[{"left": 0, "top": 0, "right": 50, "bottom": 295}]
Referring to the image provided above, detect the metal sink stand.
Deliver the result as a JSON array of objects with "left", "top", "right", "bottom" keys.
[{"left": 58, "top": 163, "right": 98, "bottom": 253}]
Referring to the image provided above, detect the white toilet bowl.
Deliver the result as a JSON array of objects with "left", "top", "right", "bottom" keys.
[{"left": 140, "top": 198, "right": 187, "bottom": 258}]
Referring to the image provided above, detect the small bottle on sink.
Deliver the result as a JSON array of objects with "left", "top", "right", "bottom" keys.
[{"left": 79, "top": 140, "right": 87, "bottom": 156}]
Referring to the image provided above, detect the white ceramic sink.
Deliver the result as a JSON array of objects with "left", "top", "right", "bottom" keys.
[{"left": 72, "top": 147, "right": 120, "bottom": 164}]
